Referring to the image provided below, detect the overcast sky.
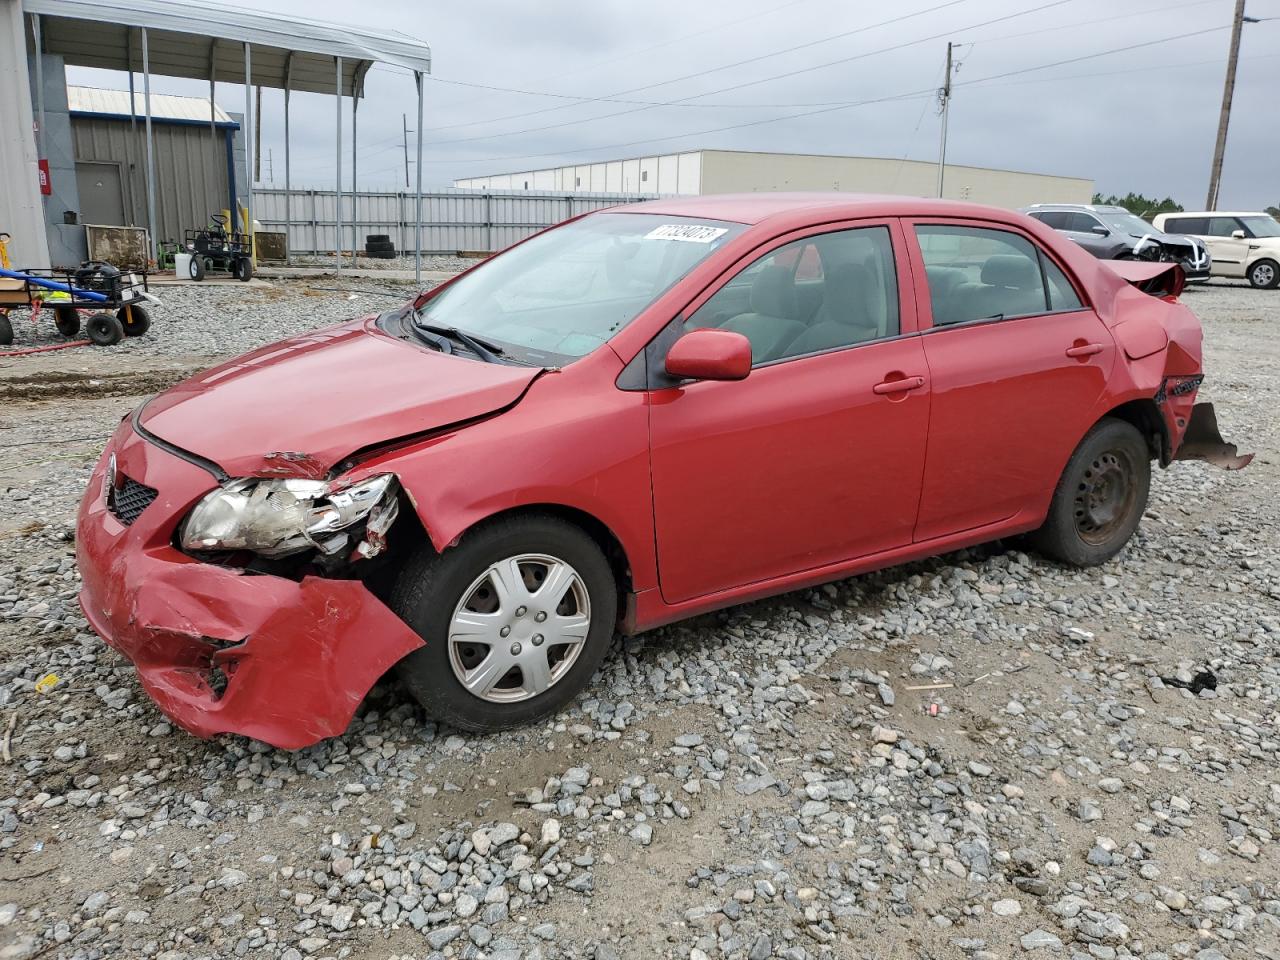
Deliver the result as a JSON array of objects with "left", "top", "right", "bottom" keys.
[{"left": 68, "top": 0, "right": 1279, "bottom": 209}]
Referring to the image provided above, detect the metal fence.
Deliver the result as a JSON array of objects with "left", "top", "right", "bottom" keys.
[{"left": 251, "top": 188, "right": 659, "bottom": 255}]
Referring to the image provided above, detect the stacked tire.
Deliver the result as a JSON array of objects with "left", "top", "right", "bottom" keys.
[{"left": 365, "top": 234, "right": 397, "bottom": 259}]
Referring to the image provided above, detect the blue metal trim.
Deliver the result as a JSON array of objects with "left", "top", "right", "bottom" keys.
[{"left": 70, "top": 110, "right": 239, "bottom": 130}]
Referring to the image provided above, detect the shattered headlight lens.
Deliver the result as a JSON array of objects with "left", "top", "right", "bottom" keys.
[{"left": 179, "top": 474, "right": 399, "bottom": 560}]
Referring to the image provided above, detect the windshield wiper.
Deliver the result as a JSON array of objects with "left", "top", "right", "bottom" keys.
[
  {"left": 413, "top": 320, "right": 506, "bottom": 363},
  {"left": 410, "top": 322, "right": 454, "bottom": 355}
]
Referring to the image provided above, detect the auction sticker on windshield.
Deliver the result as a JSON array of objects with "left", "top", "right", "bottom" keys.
[{"left": 644, "top": 224, "right": 729, "bottom": 243}]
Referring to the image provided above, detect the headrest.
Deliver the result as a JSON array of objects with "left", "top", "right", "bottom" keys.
[
  {"left": 981, "top": 254, "right": 1038, "bottom": 289},
  {"left": 750, "top": 264, "right": 797, "bottom": 319},
  {"left": 821, "top": 261, "right": 873, "bottom": 325}
]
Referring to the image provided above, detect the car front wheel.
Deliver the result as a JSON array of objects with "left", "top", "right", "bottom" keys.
[
  {"left": 1030, "top": 417, "right": 1150, "bottom": 567},
  {"left": 391, "top": 515, "right": 617, "bottom": 732}
]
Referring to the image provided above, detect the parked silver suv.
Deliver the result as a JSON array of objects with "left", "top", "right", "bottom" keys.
[{"left": 1022, "top": 204, "right": 1211, "bottom": 284}]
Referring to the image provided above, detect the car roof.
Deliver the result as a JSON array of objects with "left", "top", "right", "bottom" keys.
[
  {"left": 1024, "top": 203, "right": 1129, "bottom": 214},
  {"left": 605, "top": 192, "right": 1023, "bottom": 226},
  {"left": 1159, "top": 211, "right": 1269, "bottom": 218}
]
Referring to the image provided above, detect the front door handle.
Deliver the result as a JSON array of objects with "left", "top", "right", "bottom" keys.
[
  {"left": 1065, "top": 342, "right": 1104, "bottom": 359},
  {"left": 873, "top": 375, "right": 926, "bottom": 395}
]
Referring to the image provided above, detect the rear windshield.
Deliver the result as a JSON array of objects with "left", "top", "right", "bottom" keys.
[{"left": 416, "top": 213, "right": 744, "bottom": 363}]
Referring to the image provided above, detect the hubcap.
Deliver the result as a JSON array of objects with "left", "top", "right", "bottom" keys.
[
  {"left": 1073, "top": 449, "right": 1136, "bottom": 545},
  {"left": 448, "top": 553, "right": 591, "bottom": 703},
  {"left": 1254, "top": 263, "right": 1275, "bottom": 286}
]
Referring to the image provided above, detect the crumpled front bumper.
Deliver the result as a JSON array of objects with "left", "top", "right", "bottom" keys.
[{"left": 75, "top": 419, "right": 424, "bottom": 750}]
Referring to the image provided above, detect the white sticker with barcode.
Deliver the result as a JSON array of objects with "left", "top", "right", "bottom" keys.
[{"left": 643, "top": 224, "right": 728, "bottom": 243}]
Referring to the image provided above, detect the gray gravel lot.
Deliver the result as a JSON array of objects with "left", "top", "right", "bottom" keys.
[{"left": 0, "top": 279, "right": 1276, "bottom": 960}]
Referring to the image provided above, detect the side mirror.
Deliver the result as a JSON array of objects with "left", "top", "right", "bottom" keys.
[
  {"left": 1231, "top": 229, "right": 1246, "bottom": 240},
  {"left": 1090, "top": 225, "right": 1110, "bottom": 237},
  {"left": 665, "top": 328, "right": 752, "bottom": 382}
]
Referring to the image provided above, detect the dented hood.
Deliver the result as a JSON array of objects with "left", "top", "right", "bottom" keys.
[{"left": 139, "top": 317, "right": 540, "bottom": 478}]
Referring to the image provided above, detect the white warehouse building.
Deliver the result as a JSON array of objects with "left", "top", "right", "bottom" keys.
[{"left": 454, "top": 148, "right": 1094, "bottom": 210}]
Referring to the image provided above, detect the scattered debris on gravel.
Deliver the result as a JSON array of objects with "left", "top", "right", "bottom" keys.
[{"left": 0, "top": 280, "right": 1276, "bottom": 960}]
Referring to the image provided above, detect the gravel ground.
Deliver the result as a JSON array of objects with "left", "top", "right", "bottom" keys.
[
  {"left": 0, "top": 279, "right": 1276, "bottom": 960},
  {"left": 290, "top": 254, "right": 480, "bottom": 273}
]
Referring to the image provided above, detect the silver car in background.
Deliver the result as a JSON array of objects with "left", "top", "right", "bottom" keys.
[{"left": 1022, "top": 203, "right": 1212, "bottom": 284}]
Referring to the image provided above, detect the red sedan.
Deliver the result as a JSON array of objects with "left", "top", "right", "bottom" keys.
[{"left": 76, "top": 194, "right": 1250, "bottom": 748}]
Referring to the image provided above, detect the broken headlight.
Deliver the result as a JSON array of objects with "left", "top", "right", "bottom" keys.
[{"left": 179, "top": 474, "right": 399, "bottom": 560}]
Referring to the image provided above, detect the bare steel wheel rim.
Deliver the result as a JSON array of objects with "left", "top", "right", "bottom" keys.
[
  {"left": 1253, "top": 262, "right": 1275, "bottom": 286},
  {"left": 1072, "top": 449, "right": 1136, "bottom": 546},
  {"left": 448, "top": 553, "right": 591, "bottom": 704}
]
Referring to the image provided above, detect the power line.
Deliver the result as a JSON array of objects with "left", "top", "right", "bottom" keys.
[
  {"left": 423, "top": 23, "right": 1230, "bottom": 169},
  {"left": 961, "top": 0, "right": 1219, "bottom": 45},
  {"left": 432, "top": 0, "right": 823, "bottom": 116},
  {"left": 413, "top": 0, "right": 975, "bottom": 135},
  {"left": 423, "top": 0, "right": 1072, "bottom": 149}
]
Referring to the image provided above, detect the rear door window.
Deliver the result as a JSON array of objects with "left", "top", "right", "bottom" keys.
[
  {"left": 1043, "top": 258, "right": 1084, "bottom": 311},
  {"left": 1164, "top": 217, "right": 1208, "bottom": 235},
  {"left": 1033, "top": 211, "right": 1069, "bottom": 230},
  {"left": 915, "top": 225, "right": 1083, "bottom": 326}
]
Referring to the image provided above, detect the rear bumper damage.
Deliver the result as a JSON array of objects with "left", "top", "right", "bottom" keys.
[
  {"left": 76, "top": 421, "right": 424, "bottom": 750},
  {"left": 1172, "top": 402, "right": 1254, "bottom": 470}
]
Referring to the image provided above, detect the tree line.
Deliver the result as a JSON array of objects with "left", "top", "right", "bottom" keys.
[{"left": 1091, "top": 192, "right": 1280, "bottom": 223}]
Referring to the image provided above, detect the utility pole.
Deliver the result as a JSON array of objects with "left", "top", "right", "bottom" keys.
[
  {"left": 936, "top": 42, "right": 955, "bottom": 200},
  {"left": 1205, "top": 0, "right": 1252, "bottom": 210},
  {"left": 254, "top": 84, "right": 262, "bottom": 183},
  {"left": 402, "top": 113, "right": 412, "bottom": 189}
]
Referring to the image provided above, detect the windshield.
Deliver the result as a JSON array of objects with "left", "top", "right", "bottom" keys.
[
  {"left": 416, "top": 212, "right": 744, "bottom": 363},
  {"left": 1240, "top": 216, "right": 1280, "bottom": 239},
  {"left": 1101, "top": 212, "right": 1161, "bottom": 238}
]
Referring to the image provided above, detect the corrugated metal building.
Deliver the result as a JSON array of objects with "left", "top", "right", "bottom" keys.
[
  {"left": 68, "top": 85, "right": 239, "bottom": 247},
  {"left": 455, "top": 148, "right": 1095, "bottom": 210}
]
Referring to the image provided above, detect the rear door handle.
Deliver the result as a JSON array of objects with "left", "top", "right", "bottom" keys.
[
  {"left": 873, "top": 375, "right": 925, "bottom": 395},
  {"left": 1065, "top": 342, "right": 1104, "bottom": 358}
]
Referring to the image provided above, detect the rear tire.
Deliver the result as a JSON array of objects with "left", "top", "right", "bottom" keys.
[
  {"left": 54, "top": 306, "right": 80, "bottom": 337},
  {"left": 391, "top": 515, "right": 617, "bottom": 732},
  {"left": 117, "top": 304, "right": 150, "bottom": 337},
  {"left": 189, "top": 256, "right": 206, "bottom": 281},
  {"left": 1030, "top": 418, "right": 1150, "bottom": 567},
  {"left": 0, "top": 313, "right": 12, "bottom": 346},
  {"left": 86, "top": 312, "right": 124, "bottom": 346},
  {"left": 1247, "top": 259, "right": 1278, "bottom": 289},
  {"left": 233, "top": 256, "right": 253, "bottom": 282}
]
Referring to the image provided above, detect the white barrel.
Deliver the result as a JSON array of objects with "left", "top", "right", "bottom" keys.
[{"left": 174, "top": 253, "right": 193, "bottom": 279}]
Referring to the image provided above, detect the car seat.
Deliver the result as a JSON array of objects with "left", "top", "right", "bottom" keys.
[
  {"left": 720, "top": 265, "right": 806, "bottom": 363},
  {"left": 786, "top": 261, "right": 883, "bottom": 356}
]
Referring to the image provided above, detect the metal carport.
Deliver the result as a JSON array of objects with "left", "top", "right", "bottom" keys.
[{"left": 12, "top": 0, "right": 432, "bottom": 280}]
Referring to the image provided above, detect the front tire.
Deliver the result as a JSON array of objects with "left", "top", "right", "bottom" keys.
[
  {"left": 391, "top": 515, "right": 617, "bottom": 732},
  {"left": 1247, "top": 259, "right": 1278, "bottom": 289},
  {"left": 85, "top": 312, "right": 124, "bottom": 346},
  {"left": 1030, "top": 418, "right": 1150, "bottom": 567}
]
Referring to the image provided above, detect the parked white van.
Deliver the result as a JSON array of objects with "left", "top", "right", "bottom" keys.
[{"left": 1153, "top": 212, "right": 1280, "bottom": 289}]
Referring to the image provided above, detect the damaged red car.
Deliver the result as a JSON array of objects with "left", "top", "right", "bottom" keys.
[{"left": 76, "top": 194, "right": 1250, "bottom": 749}]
